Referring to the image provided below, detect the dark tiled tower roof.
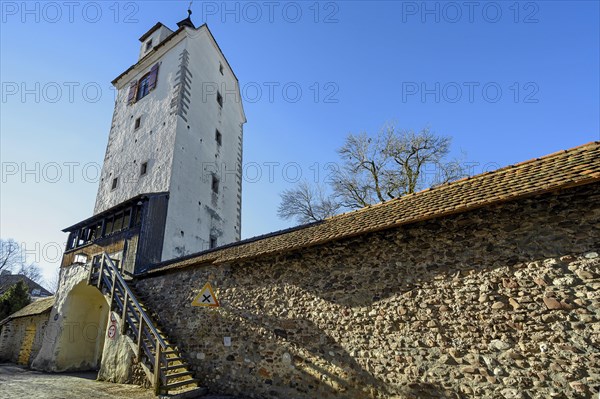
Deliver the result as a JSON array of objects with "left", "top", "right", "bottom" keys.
[{"left": 177, "top": 9, "right": 195, "bottom": 29}]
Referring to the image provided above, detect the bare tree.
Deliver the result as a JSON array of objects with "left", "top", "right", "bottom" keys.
[
  {"left": 0, "top": 239, "right": 22, "bottom": 274},
  {"left": 277, "top": 181, "right": 341, "bottom": 224},
  {"left": 0, "top": 239, "right": 45, "bottom": 285},
  {"left": 385, "top": 127, "right": 465, "bottom": 194},
  {"left": 333, "top": 126, "right": 400, "bottom": 208},
  {"left": 46, "top": 267, "right": 62, "bottom": 294},
  {"left": 278, "top": 124, "right": 466, "bottom": 224},
  {"left": 17, "top": 263, "right": 44, "bottom": 285}
]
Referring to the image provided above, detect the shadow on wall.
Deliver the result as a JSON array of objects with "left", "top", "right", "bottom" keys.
[
  {"left": 138, "top": 185, "right": 600, "bottom": 398},
  {"left": 250, "top": 194, "right": 598, "bottom": 308},
  {"left": 220, "top": 304, "right": 387, "bottom": 397},
  {"left": 54, "top": 282, "right": 109, "bottom": 372},
  {"left": 215, "top": 304, "right": 460, "bottom": 398}
]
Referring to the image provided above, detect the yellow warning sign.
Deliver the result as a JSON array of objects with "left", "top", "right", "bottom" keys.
[{"left": 192, "top": 282, "right": 220, "bottom": 307}]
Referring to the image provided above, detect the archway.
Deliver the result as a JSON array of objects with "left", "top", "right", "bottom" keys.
[{"left": 55, "top": 281, "right": 109, "bottom": 371}]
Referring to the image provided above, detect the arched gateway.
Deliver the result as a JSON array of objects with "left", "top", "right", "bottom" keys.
[
  {"left": 54, "top": 282, "right": 109, "bottom": 371},
  {"left": 31, "top": 265, "right": 109, "bottom": 373}
]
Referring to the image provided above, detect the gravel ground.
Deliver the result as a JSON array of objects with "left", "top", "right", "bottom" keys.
[{"left": 0, "top": 363, "right": 241, "bottom": 399}]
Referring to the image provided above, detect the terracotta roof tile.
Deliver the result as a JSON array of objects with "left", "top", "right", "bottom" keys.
[{"left": 150, "top": 141, "right": 600, "bottom": 274}]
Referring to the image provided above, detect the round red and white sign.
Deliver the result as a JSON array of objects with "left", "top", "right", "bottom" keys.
[{"left": 108, "top": 324, "right": 117, "bottom": 339}]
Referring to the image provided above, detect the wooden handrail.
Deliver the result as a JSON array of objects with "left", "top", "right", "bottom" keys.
[
  {"left": 101, "top": 252, "right": 167, "bottom": 350},
  {"left": 96, "top": 252, "right": 167, "bottom": 392}
]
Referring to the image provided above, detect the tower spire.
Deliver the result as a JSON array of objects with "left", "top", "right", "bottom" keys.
[{"left": 177, "top": 1, "right": 195, "bottom": 29}]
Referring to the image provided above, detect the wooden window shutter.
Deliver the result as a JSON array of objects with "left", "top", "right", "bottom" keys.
[
  {"left": 148, "top": 63, "right": 159, "bottom": 91},
  {"left": 127, "top": 80, "right": 138, "bottom": 104}
]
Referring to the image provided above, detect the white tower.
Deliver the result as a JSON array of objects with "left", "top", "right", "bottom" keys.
[{"left": 94, "top": 13, "right": 245, "bottom": 261}]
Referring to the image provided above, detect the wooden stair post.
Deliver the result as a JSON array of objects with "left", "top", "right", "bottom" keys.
[
  {"left": 88, "top": 251, "right": 201, "bottom": 397},
  {"left": 154, "top": 336, "right": 162, "bottom": 395},
  {"left": 96, "top": 254, "right": 105, "bottom": 289}
]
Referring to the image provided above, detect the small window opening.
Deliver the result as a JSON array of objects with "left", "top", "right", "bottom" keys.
[
  {"left": 105, "top": 217, "right": 114, "bottom": 234},
  {"left": 113, "top": 212, "right": 124, "bottom": 232},
  {"left": 123, "top": 209, "right": 131, "bottom": 228},
  {"left": 134, "top": 117, "right": 141, "bottom": 129},
  {"left": 219, "top": 63, "right": 224, "bottom": 75},
  {"left": 215, "top": 129, "right": 222, "bottom": 146},
  {"left": 209, "top": 236, "right": 217, "bottom": 249},
  {"left": 137, "top": 74, "right": 151, "bottom": 100},
  {"left": 111, "top": 177, "right": 118, "bottom": 190},
  {"left": 211, "top": 175, "right": 219, "bottom": 194},
  {"left": 217, "top": 91, "right": 223, "bottom": 108},
  {"left": 140, "top": 162, "right": 148, "bottom": 176},
  {"left": 145, "top": 39, "right": 153, "bottom": 51}
]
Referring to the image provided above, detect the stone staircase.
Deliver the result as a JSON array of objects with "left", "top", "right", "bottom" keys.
[{"left": 88, "top": 252, "right": 204, "bottom": 397}]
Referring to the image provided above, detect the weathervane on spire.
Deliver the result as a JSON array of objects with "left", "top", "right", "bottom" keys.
[{"left": 188, "top": 1, "right": 193, "bottom": 16}]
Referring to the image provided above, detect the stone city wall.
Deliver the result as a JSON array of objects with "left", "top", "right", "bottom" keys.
[{"left": 135, "top": 183, "right": 600, "bottom": 398}]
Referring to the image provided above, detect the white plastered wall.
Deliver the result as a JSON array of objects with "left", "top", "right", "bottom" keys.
[
  {"left": 32, "top": 265, "right": 108, "bottom": 372},
  {"left": 162, "top": 28, "right": 244, "bottom": 259}
]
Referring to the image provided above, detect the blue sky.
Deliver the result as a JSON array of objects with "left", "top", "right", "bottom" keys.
[{"left": 1, "top": 1, "right": 599, "bottom": 286}]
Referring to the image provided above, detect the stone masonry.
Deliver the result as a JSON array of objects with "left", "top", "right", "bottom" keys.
[
  {"left": 0, "top": 311, "right": 51, "bottom": 365},
  {"left": 134, "top": 183, "right": 600, "bottom": 398}
]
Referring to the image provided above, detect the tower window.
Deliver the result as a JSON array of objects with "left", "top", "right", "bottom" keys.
[
  {"left": 211, "top": 175, "right": 219, "bottom": 194},
  {"left": 137, "top": 75, "right": 151, "bottom": 100},
  {"left": 215, "top": 129, "right": 222, "bottom": 146},
  {"left": 131, "top": 63, "right": 159, "bottom": 103},
  {"left": 140, "top": 162, "right": 148, "bottom": 176},
  {"left": 134, "top": 117, "right": 141, "bottom": 129},
  {"left": 217, "top": 91, "right": 223, "bottom": 108},
  {"left": 209, "top": 236, "right": 217, "bottom": 249},
  {"left": 111, "top": 177, "right": 118, "bottom": 190},
  {"left": 219, "top": 63, "right": 224, "bottom": 75},
  {"left": 145, "top": 39, "right": 153, "bottom": 51}
]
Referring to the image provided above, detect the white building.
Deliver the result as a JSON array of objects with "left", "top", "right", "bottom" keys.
[
  {"left": 29, "top": 14, "right": 245, "bottom": 388},
  {"left": 93, "top": 14, "right": 246, "bottom": 262}
]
